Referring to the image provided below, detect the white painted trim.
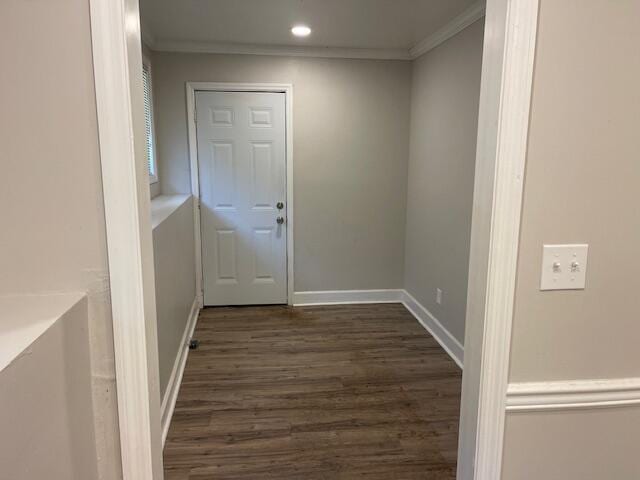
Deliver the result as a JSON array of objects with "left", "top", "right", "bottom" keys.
[
  {"left": 186, "top": 82, "right": 295, "bottom": 306},
  {"left": 458, "top": 1, "right": 540, "bottom": 479},
  {"left": 160, "top": 297, "right": 200, "bottom": 445},
  {"left": 186, "top": 85, "right": 204, "bottom": 309},
  {"left": 506, "top": 378, "right": 640, "bottom": 412},
  {"left": 155, "top": 40, "right": 411, "bottom": 60},
  {"left": 293, "top": 289, "right": 404, "bottom": 306},
  {"left": 410, "top": 1, "right": 486, "bottom": 59},
  {"left": 401, "top": 291, "right": 464, "bottom": 369},
  {"left": 88, "top": 0, "right": 164, "bottom": 477}
]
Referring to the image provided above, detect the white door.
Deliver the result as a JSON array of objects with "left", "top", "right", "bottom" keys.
[{"left": 196, "top": 91, "right": 287, "bottom": 306}]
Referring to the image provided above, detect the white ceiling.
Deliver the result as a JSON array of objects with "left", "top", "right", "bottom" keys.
[{"left": 140, "top": 0, "right": 482, "bottom": 58}]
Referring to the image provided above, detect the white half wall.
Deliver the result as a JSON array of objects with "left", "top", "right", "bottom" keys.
[
  {"left": 0, "top": 295, "right": 98, "bottom": 480},
  {"left": 152, "top": 195, "right": 197, "bottom": 399}
]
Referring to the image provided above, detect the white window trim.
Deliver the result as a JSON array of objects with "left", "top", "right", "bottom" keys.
[{"left": 142, "top": 54, "right": 159, "bottom": 184}]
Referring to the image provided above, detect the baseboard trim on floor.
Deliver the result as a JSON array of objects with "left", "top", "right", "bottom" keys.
[
  {"left": 161, "top": 297, "right": 200, "bottom": 446},
  {"left": 506, "top": 378, "right": 640, "bottom": 412},
  {"left": 292, "top": 288, "right": 463, "bottom": 369},
  {"left": 293, "top": 289, "right": 404, "bottom": 306},
  {"left": 401, "top": 291, "right": 464, "bottom": 370}
]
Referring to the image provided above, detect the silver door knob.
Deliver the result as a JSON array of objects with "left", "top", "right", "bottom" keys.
[{"left": 276, "top": 216, "right": 285, "bottom": 225}]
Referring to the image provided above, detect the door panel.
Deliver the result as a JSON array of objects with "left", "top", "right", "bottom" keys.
[
  {"left": 215, "top": 229, "right": 238, "bottom": 283},
  {"left": 210, "top": 142, "right": 235, "bottom": 208},
  {"left": 196, "top": 91, "right": 287, "bottom": 305},
  {"left": 250, "top": 142, "right": 274, "bottom": 208},
  {"left": 252, "top": 228, "right": 276, "bottom": 282}
]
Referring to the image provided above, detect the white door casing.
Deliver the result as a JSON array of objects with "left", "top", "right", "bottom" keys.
[
  {"left": 196, "top": 91, "right": 287, "bottom": 305},
  {"left": 90, "top": 0, "right": 534, "bottom": 472}
]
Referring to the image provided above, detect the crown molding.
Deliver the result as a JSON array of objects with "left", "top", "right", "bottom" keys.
[
  {"left": 152, "top": 40, "right": 412, "bottom": 60},
  {"left": 140, "top": 21, "right": 157, "bottom": 49},
  {"left": 409, "top": 0, "right": 486, "bottom": 59},
  {"left": 141, "top": 1, "right": 485, "bottom": 61}
]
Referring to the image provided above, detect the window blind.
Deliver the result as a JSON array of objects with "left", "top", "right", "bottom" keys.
[{"left": 142, "top": 63, "right": 156, "bottom": 179}]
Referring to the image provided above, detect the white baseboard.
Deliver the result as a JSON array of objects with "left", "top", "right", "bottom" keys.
[
  {"left": 160, "top": 297, "right": 200, "bottom": 446},
  {"left": 293, "top": 289, "right": 404, "bottom": 306},
  {"left": 506, "top": 378, "right": 640, "bottom": 412},
  {"left": 401, "top": 290, "right": 464, "bottom": 369},
  {"left": 292, "top": 288, "right": 463, "bottom": 369}
]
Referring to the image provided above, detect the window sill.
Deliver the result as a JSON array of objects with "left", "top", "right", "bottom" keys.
[{"left": 150, "top": 194, "right": 191, "bottom": 230}]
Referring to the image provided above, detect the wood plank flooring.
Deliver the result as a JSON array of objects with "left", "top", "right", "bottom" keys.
[{"left": 163, "top": 304, "right": 462, "bottom": 479}]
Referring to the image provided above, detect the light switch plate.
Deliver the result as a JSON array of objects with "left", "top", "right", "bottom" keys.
[{"left": 540, "top": 244, "right": 589, "bottom": 291}]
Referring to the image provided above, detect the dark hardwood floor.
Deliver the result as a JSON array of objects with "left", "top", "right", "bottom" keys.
[{"left": 163, "top": 303, "right": 462, "bottom": 479}]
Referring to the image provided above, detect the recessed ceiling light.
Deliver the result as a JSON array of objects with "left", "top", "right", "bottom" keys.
[{"left": 291, "top": 25, "right": 311, "bottom": 37}]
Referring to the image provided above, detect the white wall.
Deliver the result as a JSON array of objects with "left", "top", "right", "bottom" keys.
[
  {"left": 152, "top": 53, "right": 412, "bottom": 292},
  {"left": 404, "top": 20, "right": 484, "bottom": 344},
  {"left": 503, "top": 0, "right": 640, "bottom": 477},
  {"left": 152, "top": 196, "right": 196, "bottom": 399},
  {"left": 0, "top": 0, "right": 121, "bottom": 477}
]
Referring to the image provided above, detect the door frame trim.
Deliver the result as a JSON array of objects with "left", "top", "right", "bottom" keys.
[
  {"left": 88, "top": 0, "right": 164, "bottom": 477},
  {"left": 88, "top": 0, "right": 538, "bottom": 477},
  {"left": 186, "top": 82, "right": 294, "bottom": 306},
  {"left": 457, "top": 0, "right": 540, "bottom": 478}
]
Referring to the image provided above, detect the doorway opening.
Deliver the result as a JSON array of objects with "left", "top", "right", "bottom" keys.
[
  {"left": 89, "top": 0, "right": 540, "bottom": 478},
  {"left": 186, "top": 84, "right": 295, "bottom": 306}
]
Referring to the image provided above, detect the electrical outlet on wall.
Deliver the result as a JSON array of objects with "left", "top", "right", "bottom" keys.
[{"left": 436, "top": 288, "right": 443, "bottom": 305}]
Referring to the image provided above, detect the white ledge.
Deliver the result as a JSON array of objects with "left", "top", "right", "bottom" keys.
[
  {"left": 150, "top": 194, "right": 191, "bottom": 230},
  {"left": 0, "top": 292, "right": 85, "bottom": 372}
]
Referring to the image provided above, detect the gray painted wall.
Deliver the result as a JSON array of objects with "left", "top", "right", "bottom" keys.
[
  {"left": 510, "top": 0, "right": 640, "bottom": 383},
  {"left": 503, "top": 0, "right": 640, "bottom": 477},
  {"left": 152, "top": 197, "right": 197, "bottom": 399},
  {"left": 0, "top": 0, "right": 121, "bottom": 477},
  {"left": 403, "top": 20, "right": 484, "bottom": 344},
  {"left": 0, "top": 298, "right": 98, "bottom": 480},
  {"left": 152, "top": 53, "right": 412, "bottom": 292},
  {"left": 503, "top": 407, "right": 640, "bottom": 479}
]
